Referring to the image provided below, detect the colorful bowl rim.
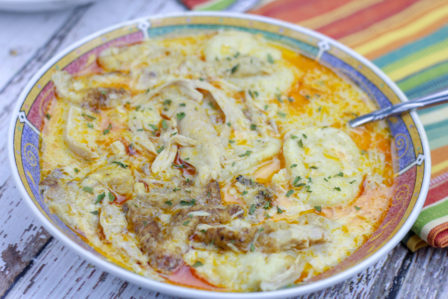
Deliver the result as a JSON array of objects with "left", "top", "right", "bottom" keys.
[{"left": 8, "top": 11, "right": 431, "bottom": 299}]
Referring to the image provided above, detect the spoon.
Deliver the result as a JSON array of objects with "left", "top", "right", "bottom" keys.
[{"left": 349, "top": 89, "right": 448, "bottom": 128}]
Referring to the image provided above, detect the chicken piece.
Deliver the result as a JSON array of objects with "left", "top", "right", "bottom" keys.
[
  {"left": 235, "top": 175, "right": 273, "bottom": 209},
  {"left": 82, "top": 87, "right": 129, "bottom": 111},
  {"left": 52, "top": 71, "right": 83, "bottom": 103},
  {"left": 177, "top": 101, "right": 222, "bottom": 185},
  {"left": 257, "top": 221, "right": 328, "bottom": 252},
  {"left": 99, "top": 203, "right": 147, "bottom": 262},
  {"left": 98, "top": 43, "right": 166, "bottom": 72},
  {"left": 91, "top": 163, "right": 134, "bottom": 195},
  {"left": 194, "top": 216, "right": 329, "bottom": 253},
  {"left": 64, "top": 105, "right": 99, "bottom": 160}
]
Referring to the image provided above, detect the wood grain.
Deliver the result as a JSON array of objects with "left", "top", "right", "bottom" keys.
[{"left": 0, "top": 0, "right": 446, "bottom": 298}]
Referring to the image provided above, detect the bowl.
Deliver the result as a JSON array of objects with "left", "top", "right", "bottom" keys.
[{"left": 8, "top": 12, "right": 431, "bottom": 298}]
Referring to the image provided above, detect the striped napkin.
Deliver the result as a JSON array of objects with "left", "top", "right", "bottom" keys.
[{"left": 180, "top": 0, "right": 448, "bottom": 251}]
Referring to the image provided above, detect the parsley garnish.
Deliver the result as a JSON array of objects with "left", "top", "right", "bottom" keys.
[
  {"left": 165, "top": 200, "right": 173, "bottom": 206},
  {"left": 87, "top": 123, "right": 94, "bottom": 129},
  {"left": 286, "top": 190, "right": 294, "bottom": 197},
  {"left": 148, "top": 124, "right": 158, "bottom": 131},
  {"left": 90, "top": 210, "right": 99, "bottom": 215},
  {"left": 277, "top": 207, "right": 284, "bottom": 214},
  {"left": 242, "top": 190, "right": 248, "bottom": 195},
  {"left": 239, "top": 150, "right": 252, "bottom": 157},
  {"left": 334, "top": 187, "right": 341, "bottom": 191},
  {"left": 355, "top": 206, "right": 361, "bottom": 211},
  {"left": 277, "top": 111, "right": 286, "bottom": 118},
  {"left": 176, "top": 112, "right": 186, "bottom": 121},
  {"left": 290, "top": 164, "right": 298, "bottom": 168},
  {"left": 297, "top": 139, "right": 304, "bottom": 148},
  {"left": 82, "top": 186, "right": 93, "bottom": 194},
  {"left": 156, "top": 146, "right": 165, "bottom": 154},
  {"left": 335, "top": 172, "right": 344, "bottom": 177},
  {"left": 180, "top": 199, "right": 196, "bottom": 206},
  {"left": 112, "top": 161, "right": 128, "bottom": 168},
  {"left": 314, "top": 206, "right": 322, "bottom": 212},
  {"left": 267, "top": 53, "right": 275, "bottom": 64},
  {"left": 108, "top": 192, "right": 115, "bottom": 202},
  {"left": 95, "top": 192, "right": 105, "bottom": 204},
  {"left": 230, "top": 64, "right": 239, "bottom": 74},
  {"left": 250, "top": 124, "right": 257, "bottom": 131},
  {"left": 161, "top": 119, "right": 168, "bottom": 129},
  {"left": 192, "top": 261, "right": 203, "bottom": 267},
  {"left": 103, "top": 123, "right": 112, "bottom": 135},
  {"left": 310, "top": 166, "right": 318, "bottom": 169},
  {"left": 74, "top": 168, "right": 79, "bottom": 173},
  {"left": 248, "top": 204, "right": 256, "bottom": 215}
]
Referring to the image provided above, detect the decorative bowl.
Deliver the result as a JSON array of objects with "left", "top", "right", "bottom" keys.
[{"left": 8, "top": 12, "right": 431, "bottom": 298}]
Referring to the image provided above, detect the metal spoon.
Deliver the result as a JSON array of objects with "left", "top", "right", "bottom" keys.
[{"left": 349, "top": 89, "right": 448, "bottom": 128}]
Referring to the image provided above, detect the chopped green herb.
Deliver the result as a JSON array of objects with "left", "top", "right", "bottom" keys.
[
  {"left": 180, "top": 199, "right": 196, "bottom": 206},
  {"left": 228, "top": 139, "right": 235, "bottom": 144},
  {"left": 82, "top": 186, "right": 93, "bottom": 194},
  {"left": 239, "top": 150, "right": 252, "bottom": 157},
  {"left": 137, "top": 128, "right": 144, "bottom": 132},
  {"left": 95, "top": 192, "right": 105, "bottom": 204},
  {"left": 248, "top": 90, "right": 254, "bottom": 98},
  {"left": 250, "top": 124, "right": 257, "bottom": 131},
  {"left": 148, "top": 124, "right": 158, "bottom": 131},
  {"left": 302, "top": 133, "right": 308, "bottom": 139},
  {"left": 179, "top": 103, "right": 186, "bottom": 107},
  {"left": 305, "top": 94, "right": 311, "bottom": 100},
  {"left": 161, "top": 119, "right": 168, "bottom": 130},
  {"left": 275, "top": 93, "right": 283, "bottom": 103},
  {"left": 264, "top": 104, "right": 269, "bottom": 110},
  {"left": 314, "top": 206, "right": 322, "bottom": 212},
  {"left": 290, "top": 164, "right": 298, "bottom": 168},
  {"left": 108, "top": 192, "right": 115, "bottom": 202},
  {"left": 335, "top": 172, "right": 344, "bottom": 177},
  {"left": 305, "top": 185, "right": 312, "bottom": 193},
  {"left": 90, "top": 210, "right": 99, "bottom": 215},
  {"left": 324, "top": 178, "right": 329, "bottom": 182},
  {"left": 292, "top": 176, "right": 302, "bottom": 186},
  {"left": 263, "top": 201, "right": 272, "bottom": 209},
  {"left": 87, "top": 123, "right": 94, "bottom": 129},
  {"left": 297, "top": 139, "right": 303, "bottom": 148},
  {"left": 295, "top": 183, "right": 306, "bottom": 188},
  {"left": 349, "top": 180, "right": 356, "bottom": 184},
  {"left": 277, "top": 207, "right": 284, "bottom": 214},
  {"left": 103, "top": 124, "right": 112, "bottom": 135},
  {"left": 310, "top": 166, "right": 318, "bottom": 169},
  {"left": 183, "top": 220, "right": 190, "bottom": 226},
  {"left": 163, "top": 99, "right": 172, "bottom": 106},
  {"left": 74, "top": 168, "right": 79, "bottom": 173},
  {"left": 156, "top": 146, "right": 165, "bottom": 154},
  {"left": 234, "top": 51, "right": 240, "bottom": 58},
  {"left": 286, "top": 190, "right": 294, "bottom": 197},
  {"left": 192, "top": 261, "right": 203, "bottom": 267},
  {"left": 254, "top": 90, "right": 259, "bottom": 97},
  {"left": 226, "top": 122, "right": 231, "bottom": 127},
  {"left": 249, "top": 204, "right": 256, "bottom": 215},
  {"left": 135, "top": 105, "right": 141, "bottom": 111},
  {"left": 287, "top": 97, "right": 294, "bottom": 102},
  {"left": 267, "top": 53, "right": 275, "bottom": 64},
  {"left": 318, "top": 106, "right": 322, "bottom": 112},
  {"left": 241, "top": 191, "right": 248, "bottom": 196},
  {"left": 145, "top": 88, "right": 150, "bottom": 94},
  {"left": 45, "top": 113, "right": 51, "bottom": 120},
  {"left": 165, "top": 200, "right": 173, "bottom": 206},
  {"left": 176, "top": 112, "right": 186, "bottom": 121},
  {"left": 81, "top": 113, "right": 95, "bottom": 120},
  {"left": 250, "top": 243, "right": 255, "bottom": 252},
  {"left": 334, "top": 187, "right": 341, "bottom": 191},
  {"left": 277, "top": 111, "right": 287, "bottom": 118},
  {"left": 112, "top": 161, "right": 128, "bottom": 168},
  {"left": 173, "top": 164, "right": 186, "bottom": 169},
  {"left": 355, "top": 206, "right": 361, "bottom": 211},
  {"left": 290, "top": 135, "right": 298, "bottom": 139},
  {"left": 230, "top": 64, "right": 239, "bottom": 74}
]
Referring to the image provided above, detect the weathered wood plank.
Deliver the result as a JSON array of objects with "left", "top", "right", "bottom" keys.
[{"left": 0, "top": 9, "right": 72, "bottom": 89}]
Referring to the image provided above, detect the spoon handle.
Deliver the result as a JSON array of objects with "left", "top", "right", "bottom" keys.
[{"left": 349, "top": 89, "right": 448, "bottom": 128}]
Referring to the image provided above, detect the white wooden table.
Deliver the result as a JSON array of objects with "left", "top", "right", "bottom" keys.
[{"left": 1, "top": 1, "right": 447, "bottom": 298}]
